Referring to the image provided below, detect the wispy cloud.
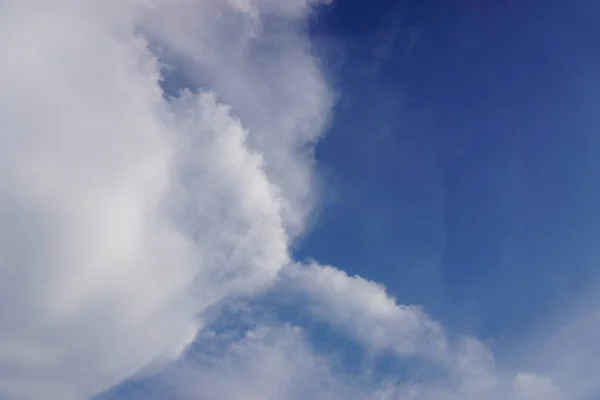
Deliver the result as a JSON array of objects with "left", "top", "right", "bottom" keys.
[{"left": 0, "top": 1, "right": 587, "bottom": 399}]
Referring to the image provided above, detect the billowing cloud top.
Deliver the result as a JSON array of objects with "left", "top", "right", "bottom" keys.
[{"left": 0, "top": 1, "right": 578, "bottom": 399}]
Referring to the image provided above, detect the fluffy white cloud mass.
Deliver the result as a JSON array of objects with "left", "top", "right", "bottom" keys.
[
  {"left": 0, "top": 1, "right": 314, "bottom": 398},
  {"left": 0, "top": 1, "right": 580, "bottom": 399}
]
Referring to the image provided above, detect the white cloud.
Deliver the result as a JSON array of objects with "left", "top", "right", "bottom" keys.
[
  {"left": 97, "top": 297, "right": 566, "bottom": 400},
  {"left": 0, "top": 0, "right": 326, "bottom": 398},
  {"left": 162, "top": 323, "right": 354, "bottom": 400},
  {"left": 0, "top": 1, "right": 585, "bottom": 400},
  {"left": 274, "top": 263, "right": 567, "bottom": 400},
  {"left": 141, "top": 0, "right": 334, "bottom": 237},
  {"left": 280, "top": 263, "right": 451, "bottom": 361}
]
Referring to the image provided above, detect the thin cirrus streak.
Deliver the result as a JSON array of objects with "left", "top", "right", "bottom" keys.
[{"left": 0, "top": 1, "right": 580, "bottom": 399}]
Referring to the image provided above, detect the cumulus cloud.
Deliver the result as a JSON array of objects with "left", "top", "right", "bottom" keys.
[
  {"left": 0, "top": 0, "right": 578, "bottom": 400},
  {"left": 273, "top": 264, "right": 567, "bottom": 400},
  {"left": 0, "top": 0, "right": 322, "bottom": 397},
  {"left": 154, "top": 323, "right": 353, "bottom": 400},
  {"left": 141, "top": 0, "right": 334, "bottom": 236},
  {"left": 280, "top": 263, "right": 451, "bottom": 361},
  {"left": 98, "top": 296, "right": 566, "bottom": 400}
]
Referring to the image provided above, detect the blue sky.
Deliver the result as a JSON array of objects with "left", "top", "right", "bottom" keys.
[
  {"left": 300, "top": 0, "right": 600, "bottom": 338},
  {"left": 1, "top": 0, "right": 600, "bottom": 399}
]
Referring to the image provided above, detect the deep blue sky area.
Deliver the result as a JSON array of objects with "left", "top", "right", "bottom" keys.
[{"left": 296, "top": 0, "right": 600, "bottom": 341}]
